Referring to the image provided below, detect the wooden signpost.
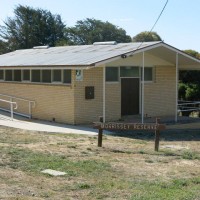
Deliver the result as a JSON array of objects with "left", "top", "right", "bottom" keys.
[{"left": 93, "top": 118, "right": 166, "bottom": 151}]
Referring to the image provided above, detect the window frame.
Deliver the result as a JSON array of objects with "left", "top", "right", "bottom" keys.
[
  {"left": 5, "top": 70, "right": 13, "bottom": 81},
  {"left": 52, "top": 69, "right": 62, "bottom": 83},
  {"left": 22, "top": 70, "right": 31, "bottom": 82},
  {"left": 63, "top": 69, "right": 71, "bottom": 84},
  {"left": 31, "top": 69, "right": 41, "bottom": 83},
  {"left": 41, "top": 69, "right": 52, "bottom": 83},
  {"left": 0, "top": 68, "right": 72, "bottom": 85},
  {"left": 140, "top": 67, "right": 154, "bottom": 83},
  {"left": 106, "top": 67, "right": 119, "bottom": 83},
  {"left": 120, "top": 66, "right": 140, "bottom": 78},
  {"left": 13, "top": 70, "right": 22, "bottom": 82},
  {"left": 0, "top": 70, "right": 4, "bottom": 81}
]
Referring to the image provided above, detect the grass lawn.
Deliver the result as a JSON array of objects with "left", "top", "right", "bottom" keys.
[{"left": 0, "top": 126, "right": 199, "bottom": 199}]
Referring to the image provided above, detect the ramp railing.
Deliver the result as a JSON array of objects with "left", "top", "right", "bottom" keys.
[
  {"left": 178, "top": 100, "right": 200, "bottom": 117},
  {"left": 0, "top": 94, "right": 36, "bottom": 119},
  {"left": 0, "top": 99, "right": 18, "bottom": 120}
]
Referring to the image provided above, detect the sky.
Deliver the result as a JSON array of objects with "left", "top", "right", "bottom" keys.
[{"left": 0, "top": 0, "right": 199, "bottom": 52}]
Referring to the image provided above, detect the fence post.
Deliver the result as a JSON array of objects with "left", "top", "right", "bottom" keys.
[
  {"left": 10, "top": 103, "right": 13, "bottom": 120},
  {"left": 97, "top": 117, "right": 103, "bottom": 147},
  {"left": 98, "top": 129, "right": 103, "bottom": 147},
  {"left": 155, "top": 118, "right": 160, "bottom": 151},
  {"left": 29, "top": 101, "right": 31, "bottom": 119}
]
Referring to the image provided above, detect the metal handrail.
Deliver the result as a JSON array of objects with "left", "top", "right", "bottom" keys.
[
  {"left": 0, "top": 94, "right": 36, "bottom": 118},
  {"left": 178, "top": 100, "right": 200, "bottom": 112},
  {"left": 0, "top": 99, "right": 18, "bottom": 120}
]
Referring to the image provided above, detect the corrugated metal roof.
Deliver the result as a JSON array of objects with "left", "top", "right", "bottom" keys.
[{"left": 0, "top": 42, "right": 161, "bottom": 67}]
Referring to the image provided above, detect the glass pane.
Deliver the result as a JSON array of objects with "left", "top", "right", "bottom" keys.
[
  {"left": 141, "top": 68, "right": 153, "bottom": 81},
  {"left": 5, "top": 70, "right": 12, "bottom": 81},
  {"left": 32, "top": 70, "right": 41, "bottom": 82},
  {"left": 23, "top": 70, "right": 30, "bottom": 81},
  {"left": 42, "top": 70, "right": 51, "bottom": 83},
  {"left": 106, "top": 67, "right": 119, "bottom": 82},
  {"left": 0, "top": 70, "right": 4, "bottom": 80},
  {"left": 63, "top": 70, "right": 71, "bottom": 83},
  {"left": 14, "top": 70, "right": 21, "bottom": 81},
  {"left": 53, "top": 70, "right": 61, "bottom": 82},
  {"left": 144, "top": 68, "right": 153, "bottom": 81},
  {"left": 120, "top": 67, "right": 139, "bottom": 77}
]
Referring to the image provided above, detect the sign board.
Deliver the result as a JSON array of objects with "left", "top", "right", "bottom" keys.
[
  {"left": 93, "top": 119, "right": 166, "bottom": 151},
  {"left": 93, "top": 122, "right": 165, "bottom": 131}
]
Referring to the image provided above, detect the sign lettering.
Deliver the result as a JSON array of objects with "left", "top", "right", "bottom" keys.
[{"left": 94, "top": 122, "right": 165, "bottom": 131}]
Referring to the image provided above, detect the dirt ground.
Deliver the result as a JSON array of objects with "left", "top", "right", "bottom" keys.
[{"left": 0, "top": 126, "right": 200, "bottom": 200}]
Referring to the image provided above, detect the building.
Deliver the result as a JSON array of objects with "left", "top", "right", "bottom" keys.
[{"left": 0, "top": 41, "right": 200, "bottom": 124}]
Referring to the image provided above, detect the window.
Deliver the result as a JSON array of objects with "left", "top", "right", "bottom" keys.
[
  {"left": 75, "top": 70, "right": 83, "bottom": 81},
  {"left": 53, "top": 70, "right": 61, "bottom": 82},
  {"left": 120, "top": 67, "right": 139, "bottom": 77},
  {"left": 106, "top": 67, "right": 119, "bottom": 82},
  {"left": 63, "top": 70, "right": 71, "bottom": 84},
  {"left": 14, "top": 70, "right": 21, "bottom": 81},
  {"left": 0, "top": 70, "right": 4, "bottom": 80},
  {"left": 5, "top": 70, "right": 13, "bottom": 81},
  {"left": 32, "top": 70, "right": 41, "bottom": 82},
  {"left": 141, "top": 67, "right": 153, "bottom": 81},
  {"left": 42, "top": 70, "right": 51, "bottom": 83},
  {"left": 22, "top": 70, "right": 30, "bottom": 81}
]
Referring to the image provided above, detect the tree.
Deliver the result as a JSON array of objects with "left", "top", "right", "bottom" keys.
[
  {"left": 179, "top": 50, "right": 200, "bottom": 84},
  {"left": 184, "top": 49, "right": 200, "bottom": 59},
  {"left": 0, "top": 5, "right": 66, "bottom": 50},
  {"left": 64, "top": 18, "right": 131, "bottom": 45},
  {"left": 0, "top": 39, "right": 9, "bottom": 54},
  {"left": 179, "top": 49, "right": 200, "bottom": 102},
  {"left": 132, "top": 31, "right": 162, "bottom": 42}
]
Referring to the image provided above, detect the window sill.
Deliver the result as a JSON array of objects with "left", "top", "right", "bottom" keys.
[{"left": 0, "top": 81, "right": 71, "bottom": 86}]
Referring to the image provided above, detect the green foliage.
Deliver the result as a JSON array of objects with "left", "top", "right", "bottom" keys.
[
  {"left": 179, "top": 82, "right": 200, "bottom": 101},
  {"left": 179, "top": 50, "right": 200, "bottom": 101},
  {"left": 184, "top": 49, "right": 200, "bottom": 59},
  {"left": 65, "top": 18, "right": 131, "bottom": 45},
  {"left": 5, "top": 147, "right": 111, "bottom": 176},
  {"left": 0, "top": 5, "right": 66, "bottom": 50},
  {"left": 182, "top": 151, "right": 199, "bottom": 160},
  {"left": 179, "top": 70, "right": 200, "bottom": 84},
  {"left": 178, "top": 82, "right": 187, "bottom": 100},
  {"left": 132, "top": 31, "right": 162, "bottom": 42},
  {"left": 0, "top": 39, "right": 9, "bottom": 54}
]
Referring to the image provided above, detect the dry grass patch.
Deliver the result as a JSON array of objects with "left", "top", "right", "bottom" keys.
[{"left": 0, "top": 126, "right": 199, "bottom": 199}]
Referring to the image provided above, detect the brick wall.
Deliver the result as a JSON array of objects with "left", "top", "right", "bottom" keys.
[
  {"left": 74, "top": 67, "right": 121, "bottom": 124},
  {"left": 0, "top": 64, "right": 177, "bottom": 124},
  {"left": 144, "top": 66, "right": 176, "bottom": 117},
  {"left": 0, "top": 82, "right": 74, "bottom": 124}
]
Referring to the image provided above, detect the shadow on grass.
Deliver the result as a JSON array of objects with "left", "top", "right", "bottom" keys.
[{"left": 106, "top": 129, "right": 200, "bottom": 141}]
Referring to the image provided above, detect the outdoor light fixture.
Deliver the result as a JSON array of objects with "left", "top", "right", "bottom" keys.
[{"left": 121, "top": 54, "right": 127, "bottom": 59}]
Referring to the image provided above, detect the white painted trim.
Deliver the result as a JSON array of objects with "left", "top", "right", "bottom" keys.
[
  {"left": 142, "top": 52, "right": 145, "bottom": 124},
  {"left": 0, "top": 66, "right": 93, "bottom": 70},
  {"left": 161, "top": 43, "right": 200, "bottom": 64},
  {"left": 103, "top": 66, "right": 106, "bottom": 123},
  {"left": 95, "top": 42, "right": 200, "bottom": 68},
  {"left": 175, "top": 53, "right": 179, "bottom": 122}
]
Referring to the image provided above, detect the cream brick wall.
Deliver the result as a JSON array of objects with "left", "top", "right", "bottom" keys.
[
  {"left": 0, "top": 82, "right": 74, "bottom": 124},
  {"left": 74, "top": 67, "right": 103, "bottom": 124},
  {"left": 0, "top": 63, "right": 177, "bottom": 124},
  {"left": 144, "top": 66, "right": 176, "bottom": 117},
  {"left": 74, "top": 67, "right": 121, "bottom": 124},
  {"left": 105, "top": 83, "right": 121, "bottom": 121}
]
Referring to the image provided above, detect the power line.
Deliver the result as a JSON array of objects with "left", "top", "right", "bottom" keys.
[
  {"left": 149, "top": 0, "right": 169, "bottom": 34},
  {"left": 135, "top": 0, "right": 169, "bottom": 50}
]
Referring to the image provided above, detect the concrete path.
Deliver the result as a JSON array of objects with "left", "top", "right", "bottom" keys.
[
  {"left": 0, "top": 111, "right": 199, "bottom": 135},
  {"left": 0, "top": 113, "right": 98, "bottom": 135}
]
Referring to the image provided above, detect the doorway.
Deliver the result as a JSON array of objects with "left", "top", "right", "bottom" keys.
[{"left": 121, "top": 78, "right": 140, "bottom": 115}]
